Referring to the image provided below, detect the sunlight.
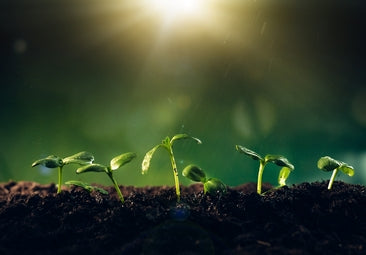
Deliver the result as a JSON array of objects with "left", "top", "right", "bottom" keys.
[{"left": 147, "top": 0, "right": 206, "bottom": 21}]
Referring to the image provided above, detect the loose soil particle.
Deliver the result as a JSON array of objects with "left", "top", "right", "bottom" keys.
[{"left": 0, "top": 181, "right": 365, "bottom": 255}]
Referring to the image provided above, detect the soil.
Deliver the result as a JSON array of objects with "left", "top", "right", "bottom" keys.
[{"left": 0, "top": 181, "right": 365, "bottom": 255}]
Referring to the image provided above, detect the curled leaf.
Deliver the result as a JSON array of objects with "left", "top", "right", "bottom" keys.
[
  {"left": 278, "top": 167, "right": 292, "bottom": 187},
  {"left": 265, "top": 155, "right": 294, "bottom": 170},
  {"left": 110, "top": 152, "right": 137, "bottom": 171},
  {"left": 182, "top": 164, "right": 206, "bottom": 182},
  {"left": 317, "top": 156, "right": 341, "bottom": 172},
  {"left": 63, "top": 151, "right": 94, "bottom": 165},
  {"left": 170, "top": 134, "right": 202, "bottom": 146},
  {"left": 339, "top": 163, "right": 354, "bottom": 177},
  {"left": 32, "top": 155, "right": 63, "bottom": 168},
  {"left": 142, "top": 145, "right": 162, "bottom": 174},
  {"left": 76, "top": 164, "right": 108, "bottom": 174},
  {"left": 235, "top": 145, "right": 263, "bottom": 161}
]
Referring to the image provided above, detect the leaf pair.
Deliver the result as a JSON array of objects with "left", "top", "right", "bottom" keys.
[{"left": 32, "top": 151, "right": 94, "bottom": 168}]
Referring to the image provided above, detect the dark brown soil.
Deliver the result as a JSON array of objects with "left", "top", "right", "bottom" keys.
[{"left": 0, "top": 181, "right": 365, "bottom": 255}]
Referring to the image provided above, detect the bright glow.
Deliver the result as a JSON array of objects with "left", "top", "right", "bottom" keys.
[{"left": 148, "top": 0, "right": 205, "bottom": 21}]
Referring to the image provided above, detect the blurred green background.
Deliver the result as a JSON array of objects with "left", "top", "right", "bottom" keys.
[{"left": 1, "top": 0, "right": 365, "bottom": 187}]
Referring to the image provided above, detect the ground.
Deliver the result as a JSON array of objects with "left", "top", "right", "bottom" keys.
[{"left": 0, "top": 181, "right": 365, "bottom": 254}]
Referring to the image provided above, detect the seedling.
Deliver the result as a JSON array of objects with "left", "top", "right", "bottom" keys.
[
  {"left": 182, "top": 164, "right": 227, "bottom": 195},
  {"left": 317, "top": 156, "right": 354, "bottom": 190},
  {"left": 32, "top": 151, "right": 94, "bottom": 193},
  {"left": 142, "top": 134, "right": 202, "bottom": 201},
  {"left": 236, "top": 145, "right": 294, "bottom": 194},
  {"left": 65, "top": 180, "right": 108, "bottom": 195},
  {"left": 76, "top": 152, "right": 136, "bottom": 203}
]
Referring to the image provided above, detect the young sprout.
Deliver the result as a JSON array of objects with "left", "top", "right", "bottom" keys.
[
  {"left": 76, "top": 152, "right": 136, "bottom": 203},
  {"left": 65, "top": 180, "right": 108, "bottom": 195},
  {"left": 182, "top": 164, "right": 227, "bottom": 195},
  {"left": 32, "top": 151, "right": 94, "bottom": 194},
  {"left": 236, "top": 145, "right": 294, "bottom": 194},
  {"left": 142, "top": 134, "right": 202, "bottom": 202},
  {"left": 317, "top": 156, "right": 354, "bottom": 190}
]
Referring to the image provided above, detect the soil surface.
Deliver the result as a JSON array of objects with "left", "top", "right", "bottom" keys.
[{"left": 0, "top": 181, "right": 365, "bottom": 255}]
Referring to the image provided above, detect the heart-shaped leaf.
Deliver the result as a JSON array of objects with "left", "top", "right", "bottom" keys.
[
  {"left": 110, "top": 152, "right": 137, "bottom": 171},
  {"left": 32, "top": 155, "right": 63, "bottom": 168},
  {"left": 317, "top": 156, "right": 341, "bottom": 172},
  {"left": 235, "top": 145, "right": 263, "bottom": 161},
  {"left": 63, "top": 151, "right": 94, "bottom": 165}
]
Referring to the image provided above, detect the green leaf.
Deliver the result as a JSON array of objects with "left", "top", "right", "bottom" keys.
[
  {"left": 170, "top": 134, "right": 202, "bottom": 146},
  {"left": 182, "top": 164, "right": 206, "bottom": 182},
  {"left": 32, "top": 155, "right": 63, "bottom": 168},
  {"left": 63, "top": 151, "right": 94, "bottom": 165},
  {"left": 339, "top": 163, "right": 354, "bottom": 177},
  {"left": 142, "top": 145, "right": 163, "bottom": 174},
  {"left": 76, "top": 164, "right": 108, "bottom": 174},
  {"left": 235, "top": 145, "right": 263, "bottom": 161},
  {"left": 204, "top": 178, "right": 227, "bottom": 195},
  {"left": 65, "top": 180, "right": 108, "bottom": 195},
  {"left": 278, "top": 167, "right": 292, "bottom": 187},
  {"left": 265, "top": 155, "right": 294, "bottom": 170},
  {"left": 65, "top": 180, "right": 93, "bottom": 192},
  {"left": 110, "top": 152, "right": 137, "bottom": 171},
  {"left": 317, "top": 156, "right": 341, "bottom": 172}
]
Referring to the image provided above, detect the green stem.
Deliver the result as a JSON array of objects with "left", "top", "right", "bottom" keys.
[
  {"left": 168, "top": 148, "right": 180, "bottom": 202},
  {"left": 108, "top": 173, "right": 124, "bottom": 203},
  {"left": 328, "top": 168, "right": 339, "bottom": 190},
  {"left": 57, "top": 166, "right": 63, "bottom": 194},
  {"left": 257, "top": 162, "right": 265, "bottom": 194}
]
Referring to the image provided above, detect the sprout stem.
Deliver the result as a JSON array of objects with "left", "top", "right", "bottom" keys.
[
  {"left": 169, "top": 149, "right": 180, "bottom": 202},
  {"left": 328, "top": 168, "right": 339, "bottom": 190},
  {"left": 257, "top": 162, "right": 265, "bottom": 194},
  {"left": 108, "top": 173, "right": 124, "bottom": 203},
  {"left": 57, "top": 166, "right": 63, "bottom": 194}
]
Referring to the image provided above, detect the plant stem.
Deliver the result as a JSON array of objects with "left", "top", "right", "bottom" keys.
[
  {"left": 328, "top": 168, "right": 339, "bottom": 190},
  {"left": 257, "top": 162, "right": 265, "bottom": 194},
  {"left": 168, "top": 148, "right": 180, "bottom": 202},
  {"left": 108, "top": 173, "right": 124, "bottom": 203},
  {"left": 57, "top": 166, "right": 63, "bottom": 194}
]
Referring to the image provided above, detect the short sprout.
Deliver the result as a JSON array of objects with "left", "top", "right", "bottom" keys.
[
  {"left": 317, "top": 156, "right": 354, "bottom": 189},
  {"left": 182, "top": 164, "right": 227, "bottom": 195},
  {"left": 236, "top": 145, "right": 294, "bottom": 194},
  {"left": 76, "top": 152, "right": 136, "bottom": 203}
]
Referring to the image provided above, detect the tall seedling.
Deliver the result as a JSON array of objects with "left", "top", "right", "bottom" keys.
[{"left": 142, "top": 134, "right": 202, "bottom": 201}]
